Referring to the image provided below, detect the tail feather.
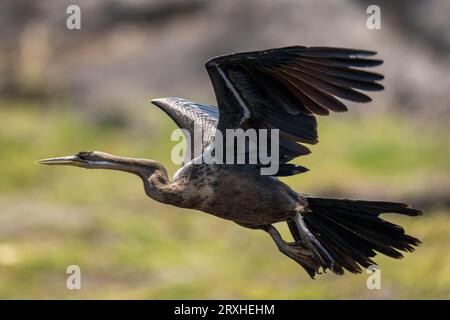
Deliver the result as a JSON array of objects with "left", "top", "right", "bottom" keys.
[
  {"left": 292, "top": 197, "right": 422, "bottom": 275},
  {"left": 305, "top": 214, "right": 376, "bottom": 274}
]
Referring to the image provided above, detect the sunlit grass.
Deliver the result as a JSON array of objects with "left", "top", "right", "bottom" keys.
[
  {"left": 0, "top": 100, "right": 448, "bottom": 299},
  {"left": 283, "top": 113, "right": 450, "bottom": 195}
]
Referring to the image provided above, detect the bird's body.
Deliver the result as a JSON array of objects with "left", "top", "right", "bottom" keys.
[
  {"left": 169, "top": 164, "right": 302, "bottom": 226},
  {"left": 39, "top": 45, "right": 422, "bottom": 278}
]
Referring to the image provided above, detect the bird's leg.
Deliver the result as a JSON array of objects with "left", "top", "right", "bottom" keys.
[
  {"left": 263, "top": 225, "right": 310, "bottom": 259},
  {"left": 261, "top": 225, "right": 321, "bottom": 278},
  {"left": 293, "top": 213, "right": 334, "bottom": 270}
]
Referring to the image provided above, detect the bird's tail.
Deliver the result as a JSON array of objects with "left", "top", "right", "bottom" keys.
[{"left": 287, "top": 197, "right": 423, "bottom": 277}]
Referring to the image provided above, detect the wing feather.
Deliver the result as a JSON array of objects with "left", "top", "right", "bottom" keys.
[
  {"left": 151, "top": 97, "right": 218, "bottom": 165},
  {"left": 204, "top": 46, "right": 383, "bottom": 175}
]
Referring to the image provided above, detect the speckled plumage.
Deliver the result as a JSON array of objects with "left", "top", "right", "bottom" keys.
[{"left": 170, "top": 164, "right": 305, "bottom": 226}]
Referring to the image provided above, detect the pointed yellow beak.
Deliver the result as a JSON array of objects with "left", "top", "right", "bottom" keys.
[{"left": 37, "top": 155, "right": 82, "bottom": 165}]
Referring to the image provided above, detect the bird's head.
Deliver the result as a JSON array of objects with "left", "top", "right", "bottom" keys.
[
  {"left": 38, "top": 151, "right": 166, "bottom": 180},
  {"left": 38, "top": 151, "right": 115, "bottom": 168},
  {"left": 38, "top": 151, "right": 172, "bottom": 202}
]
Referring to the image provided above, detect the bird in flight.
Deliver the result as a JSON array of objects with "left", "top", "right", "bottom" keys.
[{"left": 39, "top": 46, "right": 422, "bottom": 278}]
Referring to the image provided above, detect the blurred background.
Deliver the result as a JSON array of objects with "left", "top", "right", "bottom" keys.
[{"left": 0, "top": 0, "right": 449, "bottom": 299}]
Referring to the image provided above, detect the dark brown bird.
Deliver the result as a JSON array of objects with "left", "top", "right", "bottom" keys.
[{"left": 39, "top": 46, "right": 422, "bottom": 278}]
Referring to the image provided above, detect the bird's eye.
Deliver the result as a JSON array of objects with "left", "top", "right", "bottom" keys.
[{"left": 77, "top": 151, "right": 93, "bottom": 159}]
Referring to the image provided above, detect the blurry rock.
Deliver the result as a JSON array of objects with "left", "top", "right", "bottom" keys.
[{"left": 0, "top": 0, "right": 449, "bottom": 122}]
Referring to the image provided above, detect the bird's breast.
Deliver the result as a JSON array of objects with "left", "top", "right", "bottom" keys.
[{"left": 176, "top": 165, "right": 299, "bottom": 226}]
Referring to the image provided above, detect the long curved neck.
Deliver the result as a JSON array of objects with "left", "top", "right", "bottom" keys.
[
  {"left": 91, "top": 155, "right": 180, "bottom": 205},
  {"left": 141, "top": 165, "right": 181, "bottom": 205}
]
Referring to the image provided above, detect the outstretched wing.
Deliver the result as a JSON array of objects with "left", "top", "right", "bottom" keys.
[
  {"left": 151, "top": 97, "right": 218, "bottom": 165},
  {"left": 205, "top": 46, "right": 384, "bottom": 173}
]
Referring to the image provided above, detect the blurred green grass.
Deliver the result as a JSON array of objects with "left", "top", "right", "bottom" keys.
[{"left": 0, "top": 100, "right": 449, "bottom": 299}]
